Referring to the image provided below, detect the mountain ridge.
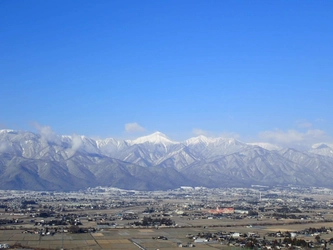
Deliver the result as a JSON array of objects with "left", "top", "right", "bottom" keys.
[{"left": 1, "top": 129, "right": 333, "bottom": 191}]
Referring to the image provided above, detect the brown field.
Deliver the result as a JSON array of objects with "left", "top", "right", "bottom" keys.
[{"left": 1, "top": 218, "right": 332, "bottom": 250}]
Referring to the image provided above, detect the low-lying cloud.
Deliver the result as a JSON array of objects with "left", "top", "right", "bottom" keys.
[
  {"left": 258, "top": 129, "right": 327, "bottom": 147},
  {"left": 71, "top": 134, "right": 83, "bottom": 151},
  {"left": 0, "top": 142, "right": 9, "bottom": 153},
  {"left": 33, "top": 123, "right": 61, "bottom": 145},
  {"left": 192, "top": 128, "right": 209, "bottom": 136},
  {"left": 125, "top": 122, "right": 145, "bottom": 133}
]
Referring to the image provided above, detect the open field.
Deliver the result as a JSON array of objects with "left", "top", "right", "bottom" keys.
[{"left": 1, "top": 220, "right": 333, "bottom": 250}]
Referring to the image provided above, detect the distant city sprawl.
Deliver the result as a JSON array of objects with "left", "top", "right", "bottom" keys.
[{"left": 0, "top": 186, "right": 333, "bottom": 249}]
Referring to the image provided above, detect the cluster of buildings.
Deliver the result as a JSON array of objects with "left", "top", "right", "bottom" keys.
[{"left": 0, "top": 186, "right": 332, "bottom": 249}]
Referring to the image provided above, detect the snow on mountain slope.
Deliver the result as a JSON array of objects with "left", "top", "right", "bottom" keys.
[
  {"left": 96, "top": 138, "right": 128, "bottom": 157},
  {"left": 185, "top": 135, "right": 217, "bottom": 146},
  {"left": 1, "top": 129, "right": 333, "bottom": 191},
  {"left": 309, "top": 143, "right": 333, "bottom": 157},
  {"left": 312, "top": 143, "right": 333, "bottom": 149},
  {"left": 186, "top": 136, "right": 250, "bottom": 159},
  {"left": 128, "top": 132, "right": 177, "bottom": 146},
  {"left": 154, "top": 144, "right": 199, "bottom": 170},
  {"left": 247, "top": 142, "right": 281, "bottom": 151}
]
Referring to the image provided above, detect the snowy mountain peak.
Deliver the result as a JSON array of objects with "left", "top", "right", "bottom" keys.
[
  {"left": 0, "top": 129, "right": 15, "bottom": 134},
  {"left": 247, "top": 142, "right": 281, "bottom": 151},
  {"left": 128, "top": 132, "right": 176, "bottom": 145},
  {"left": 185, "top": 135, "right": 215, "bottom": 145},
  {"left": 312, "top": 143, "right": 333, "bottom": 149},
  {"left": 309, "top": 143, "right": 333, "bottom": 157},
  {"left": 226, "top": 138, "right": 237, "bottom": 144},
  {"left": 2, "top": 128, "right": 333, "bottom": 191}
]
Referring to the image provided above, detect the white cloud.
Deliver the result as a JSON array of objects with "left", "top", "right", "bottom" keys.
[
  {"left": 71, "top": 134, "right": 83, "bottom": 151},
  {"left": 125, "top": 122, "right": 145, "bottom": 133},
  {"left": 306, "top": 129, "right": 326, "bottom": 138},
  {"left": 258, "top": 129, "right": 327, "bottom": 147},
  {"left": 33, "top": 122, "right": 61, "bottom": 145},
  {"left": 192, "top": 128, "right": 209, "bottom": 136},
  {"left": 0, "top": 142, "right": 8, "bottom": 153}
]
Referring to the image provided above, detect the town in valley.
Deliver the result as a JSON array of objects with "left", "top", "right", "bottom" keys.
[{"left": 0, "top": 186, "right": 333, "bottom": 249}]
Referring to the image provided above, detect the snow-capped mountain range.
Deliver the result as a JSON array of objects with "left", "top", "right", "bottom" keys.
[{"left": 0, "top": 129, "right": 333, "bottom": 191}]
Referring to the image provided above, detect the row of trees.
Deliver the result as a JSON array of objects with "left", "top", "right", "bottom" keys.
[{"left": 132, "top": 216, "right": 174, "bottom": 226}]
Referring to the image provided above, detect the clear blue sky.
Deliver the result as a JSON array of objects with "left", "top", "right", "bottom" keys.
[{"left": 1, "top": 0, "right": 332, "bottom": 145}]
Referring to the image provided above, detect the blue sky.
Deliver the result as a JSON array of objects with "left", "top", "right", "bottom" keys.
[{"left": 1, "top": 0, "right": 332, "bottom": 145}]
